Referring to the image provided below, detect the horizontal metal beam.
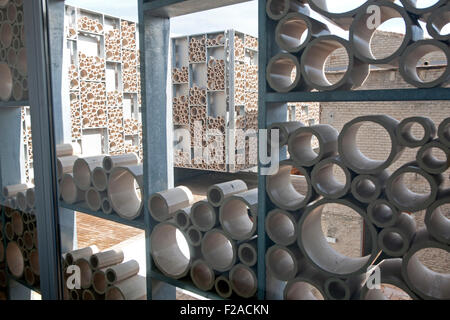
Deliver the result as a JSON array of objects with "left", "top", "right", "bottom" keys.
[
  {"left": 0, "top": 101, "right": 29, "bottom": 108},
  {"left": 143, "top": 0, "right": 252, "bottom": 17},
  {"left": 266, "top": 88, "right": 450, "bottom": 103}
]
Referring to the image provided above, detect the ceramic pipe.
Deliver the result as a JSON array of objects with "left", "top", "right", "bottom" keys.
[
  {"left": 191, "top": 200, "right": 220, "bottom": 232},
  {"left": 386, "top": 162, "right": 442, "bottom": 212},
  {"left": 150, "top": 222, "right": 193, "bottom": 279},
  {"left": 5, "top": 197, "right": 16, "bottom": 210},
  {"left": 297, "top": 197, "right": 379, "bottom": 277},
  {"left": 425, "top": 189, "right": 450, "bottom": 245},
  {"left": 201, "top": 228, "right": 237, "bottom": 272},
  {"left": 65, "top": 245, "right": 99, "bottom": 265},
  {"left": 396, "top": 116, "right": 437, "bottom": 147},
  {"left": 283, "top": 265, "right": 329, "bottom": 300},
  {"left": 105, "top": 259, "right": 140, "bottom": 284},
  {"left": 102, "top": 153, "right": 139, "bottom": 173},
  {"left": 350, "top": 170, "right": 390, "bottom": 203},
  {"left": 350, "top": 1, "right": 423, "bottom": 66},
  {"left": 378, "top": 212, "right": 417, "bottom": 257},
  {"left": 237, "top": 238, "right": 257, "bottom": 267},
  {"left": 266, "top": 244, "right": 304, "bottom": 282},
  {"left": 416, "top": 140, "right": 450, "bottom": 174},
  {"left": 73, "top": 155, "right": 106, "bottom": 191},
  {"left": 186, "top": 225, "right": 203, "bottom": 247},
  {"left": 361, "top": 258, "right": 418, "bottom": 300},
  {"left": 85, "top": 187, "right": 105, "bottom": 212},
  {"left": 399, "top": 40, "right": 450, "bottom": 88},
  {"left": 60, "top": 173, "right": 85, "bottom": 204},
  {"left": 266, "top": 52, "right": 304, "bottom": 93},
  {"left": 275, "top": 12, "right": 330, "bottom": 53},
  {"left": 324, "top": 274, "right": 365, "bottom": 300},
  {"left": 148, "top": 185, "right": 193, "bottom": 222},
  {"left": 215, "top": 275, "right": 233, "bottom": 298},
  {"left": 266, "top": 160, "right": 318, "bottom": 211},
  {"left": 266, "top": 209, "right": 298, "bottom": 246},
  {"left": 5, "top": 222, "right": 14, "bottom": 241},
  {"left": 101, "top": 197, "right": 113, "bottom": 214},
  {"left": 16, "top": 191, "right": 28, "bottom": 212},
  {"left": 207, "top": 179, "right": 248, "bottom": 207},
  {"left": 288, "top": 124, "right": 339, "bottom": 167},
  {"left": 105, "top": 275, "right": 146, "bottom": 300},
  {"left": 57, "top": 156, "right": 79, "bottom": 180},
  {"left": 190, "top": 259, "right": 216, "bottom": 291},
  {"left": 268, "top": 121, "right": 304, "bottom": 148},
  {"left": 301, "top": 35, "right": 370, "bottom": 91},
  {"left": 90, "top": 249, "right": 124, "bottom": 270},
  {"left": 82, "top": 289, "right": 103, "bottom": 300},
  {"left": 12, "top": 80, "right": 23, "bottom": 101},
  {"left": 6, "top": 241, "right": 24, "bottom": 278},
  {"left": 311, "top": 156, "right": 354, "bottom": 199},
  {"left": 438, "top": 117, "right": 450, "bottom": 148},
  {"left": 426, "top": 4, "right": 450, "bottom": 41},
  {"left": 108, "top": 165, "right": 144, "bottom": 220},
  {"left": 338, "top": 115, "right": 405, "bottom": 174},
  {"left": 24, "top": 266, "right": 38, "bottom": 287},
  {"left": 75, "top": 258, "right": 92, "bottom": 289},
  {"left": 401, "top": 227, "right": 450, "bottom": 300},
  {"left": 367, "top": 197, "right": 400, "bottom": 228},
  {"left": 23, "top": 230, "right": 33, "bottom": 250},
  {"left": 92, "top": 268, "right": 108, "bottom": 294},
  {"left": 26, "top": 188, "right": 35, "bottom": 209},
  {"left": 174, "top": 207, "right": 192, "bottom": 231},
  {"left": 266, "top": 0, "right": 310, "bottom": 20},
  {"left": 55, "top": 142, "right": 81, "bottom": 157},
  {"left": 3, "top": 183, "right": 32, "bottom": 198},
  {"left": 219, "top": 189, "right": 258, "bottom": 240},
  {"left": 11, "top": 210, "right": 23, "bottom": 236}
]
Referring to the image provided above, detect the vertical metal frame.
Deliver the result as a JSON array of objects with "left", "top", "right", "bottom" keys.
[{"left": 23, "top": 0, "right": 63, "bottom": 299}]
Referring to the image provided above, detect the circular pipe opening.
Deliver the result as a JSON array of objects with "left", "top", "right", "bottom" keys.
[
  {"left": 106, "top": 287, "right": 124, "bottom": 300},
  {"left": 266, "top": 53, "right": 301, "bottom": 93},
  {"left": 427, "top": 5, "right": 450, "bottom": 40},
  {"left": 0, "top": 23, "right": 12, "bottom": 48},
  {"left": 150, "top": 223, "right": 191, "bottom": 279},
  {"left": 238, "top": 243, "right": 257, "bottom": 267},
  {"left": 284, "top": 279, "right": 325, "bottom": 300},
  {"left": 75, "top": 258, "right": 92, "bottom": 289},
  {"left": 108, "top": 167, "right": 142, "bottom": 219},
  {"left": 298, "top": 199, "right": 378, "bottom": 276},
  {"left": 399, "top": 40, "right": 450, "bottom": 88},
  {"left": 215, "top": 276, "right": 232, "bottom": 298},
  {"left": 266, "top": 245, "right": 299, "bottom": 281},
  {"left": 93, "top": 271, "right": 107, "bottom": 294},
  {"left": 61, "top": 174, "right": 79, "bottom": 204},
  {"left": 190, "top": 260, "right": 215, "bottom": 291},
  {"left": 192, "top": 202, "right": 217, "bottom": 231},
  {"left": 92, "top": 167, "right": 107, "bottom": 191},
  {"left": 417, "top": 141, "right": 450, "bottom": 174},
  {"left": 396, "top": 117, "right": 435, "bottom": 147},
  {"left": 311, "top": 158, "right": 350, "bottom": 199},
  {"left": 86, "top": 188, "right": 102, "bottom": 211},
  {"left": 326, "top": 279, "right": 348, "bottom": 300},
  {"left": 230, "top": 264, "right": 257, "bottom": 298},
  {"left": 12, "top": 210, "right": 23, "bottom": 236},
  {"left": 73, "top": 159, "right": 92, "bottom": 191},
  {"left": 266, "top": 209, "right": 297, "bottom": 246},
  {"left": 368, "top": 200, "right": 399, "bottom": 228},
  {"left": 220, "top": 197, "right": 256, "bottom": 240},
  {"left": 175, "top": 210, "right": 189, "bottom": 229},
  {"left": 425, "top": 197, "right": 450, "bottom": 244},
  {"left": 6, "top": 242, "right": 24, "bottom": 278},
  {"left": 187, "top": 226, "right": 202, "bottom": 246},
  {"left": 275, "top": 13, "right": 311, "bottom": 52},
  {"left": 201, "top": 229, "right": 236, "bottom": 272},
  {"left": 266, "top": 162, "right": 315, "bottom": 211}
]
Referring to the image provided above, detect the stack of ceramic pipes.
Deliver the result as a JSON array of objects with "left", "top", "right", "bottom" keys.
[
  {"left": 57, "top": 145, "right": 144, "bottom": 221},
  {"left": 207, "top": 57, "right": 225, "bottom": 91},
  {"left": 0, "top": 0, "right": 29, "bottom": 102},
  {"left": 149, "top": 181, "right": 259, "bottom": 299},
  {"left": 62, "top": 246, "right": 145, "bottom": 300},
  {"left": 105, "top": 29, "right": 121, "bottom": 62},
  {"left": 244, "top": 34, "right": 258, "bottom": 50},
  {"left": 123, "top": 69, "right": 138, "bottom": 93},
  {"left": 121, "top": 20, "right": 136, "bottom": 50},
  {"left": 70, "top": 93, "right": 82, "bottom": 140},
  {"left": 206, "top": 33, "right": 226, "bottom": 47},
  {"left": 245, "top": 92, "right": 258, "bottom": 111},
  {"left": 172, "top": 67, "right": 188, "bottom": 84},
  {"left": 172, "top": 95, "right": 189, "bottom": 125},
  {"left": 77, "top": 16, "right": 103, "bottom": 34},
  {"left": 1, "top": 205, "right": 40, "bottom": 290},
  {"left": 106, "top": 91, "right": 122, "bottom": 106},
  {"left": 66, "top": 25, "right": 76, "bottom": 39},
  {"left": 107, "top": 107, "right": 124, "bottom": 153},
  {"left": 80, "top": 81, "right": 107, "bottom": 128},
  {"left": 188, "top": 36, "right": 206, "bottom": 63},
  {"left": 2, "top": 183, "right": 36, "bottom": 214},
  {"left": 78, "top": 53, "right": 105, "bottom": 82},
  {"left": 264, "top": 114, "right": 450, "bottom": 300},
  {"left": 123, "top": 118, "right": 139, "bottom": 136}
]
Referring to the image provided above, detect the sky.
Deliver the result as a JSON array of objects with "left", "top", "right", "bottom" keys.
[{"left": 66, "top": 0, "right": 440, "bottom": 37}]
